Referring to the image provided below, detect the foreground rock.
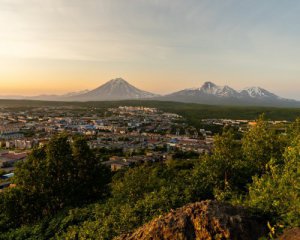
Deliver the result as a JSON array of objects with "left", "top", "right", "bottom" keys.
[
  {"left": 279, "top": 228, "right": 300, "bottom": 240},
  {"left": 115, "top": 200, "right": 267, "bottom": 240}
]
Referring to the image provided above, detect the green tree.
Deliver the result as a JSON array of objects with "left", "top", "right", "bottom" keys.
[
  {"left": 213, "top": 129, "right": 241, "bottom": 186},
  {"left": 70, "top": 136, "right": 111, "bottom": 203},
  {"left": 46, "top": 134, "right": 75, "bottom": 209},
  {"left": 1, "top": 133, "right": 111, "bottom": 228},
  {"left": 242, "top": 115, "right": 285, "bottom": 172},
  {"left": 246, "top": 134, "right": 300, "bottom": 227},
  {"left": 287, "top": 117, "right": 300, "bottom": 142},
  {"left": 192, "top": 128, "right": 255, "bottom": 201}
]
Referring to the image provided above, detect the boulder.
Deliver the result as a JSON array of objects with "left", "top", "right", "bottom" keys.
[
  {"left": 115, "top": 200, "right": 267, "bottom": 240},
  {"left": 279, "top": 228, "right": 300, "bottom": 240}
]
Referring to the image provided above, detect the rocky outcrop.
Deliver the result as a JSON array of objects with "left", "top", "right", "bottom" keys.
[
  {"left": 115, "top": 200, "right": 267, "bottom": 240},
  {"left": 279, "top": 228, "right": 300, "bottom": 240}
]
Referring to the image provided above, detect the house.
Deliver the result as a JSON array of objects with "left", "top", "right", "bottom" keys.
[
  {"left": 0, "top": 172, "right": 14, "bottom": 179},
  {"left": 0, "top": 182, "right": 16, "bottom": 192},
  {"left": 103, "top": 159, "right": 132, "bottom": 171},
  {"left": 0, "top": 182, "right": 11, "bottom": 190},
  {"left": 0, "top": 151, "right": 27, "bottom": 168}
]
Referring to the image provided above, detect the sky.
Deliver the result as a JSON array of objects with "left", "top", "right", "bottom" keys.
[{"left": 0, "top": 0, "right": 300, "bottom": 99}]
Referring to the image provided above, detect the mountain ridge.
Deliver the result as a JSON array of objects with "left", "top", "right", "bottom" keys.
[
  {"left": 1, "top": 78, "right": 299, "bottom": 107},
  {"left": 159, "top": 81, "right": 299, "bottom": 107}
]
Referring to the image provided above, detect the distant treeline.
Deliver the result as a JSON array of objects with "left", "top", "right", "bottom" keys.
[{"left": 0, "top": 99, "right": 299, "bottom": 126}]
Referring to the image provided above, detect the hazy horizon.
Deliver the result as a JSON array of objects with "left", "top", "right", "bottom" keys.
[
  {"left": 1, "top": 0, "right": 300, "bottom": 100},
  {"left": 0, "top": 78, "right": 298, "bottom": 101}
]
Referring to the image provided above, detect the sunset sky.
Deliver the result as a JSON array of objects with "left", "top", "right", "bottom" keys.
[{"left": 0, "top": 0, "right": 300, "bottom": 99}]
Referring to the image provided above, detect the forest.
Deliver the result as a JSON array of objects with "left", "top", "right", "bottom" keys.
[
  {"left": 1, "top": 99, "right": 300, "bottom": 121},
  {"left": 0, "top": 115, "right": 299, "bottom": 239}
]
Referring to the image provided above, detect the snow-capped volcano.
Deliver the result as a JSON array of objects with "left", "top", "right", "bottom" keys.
[
  {"left": 160, "top": 81, "right": 299, "bottom": 107},
  {"left": 70, "top": 78, "right": 158, "bottom": 101},
  {"left": 165, "top": 82, "right": 280, "bottom": 99}
]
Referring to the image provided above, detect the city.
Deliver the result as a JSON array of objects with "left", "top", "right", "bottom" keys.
[{"left": 0, "top": 104, "right": 291, "bottom": 191}]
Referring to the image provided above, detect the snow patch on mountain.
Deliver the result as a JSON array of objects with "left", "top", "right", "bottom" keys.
[
  {"left": 177, "top": 82, "right": 240, "bottom": 98},
  {"left": 240, "top": 87, "right": 279, "bottom": 99}
]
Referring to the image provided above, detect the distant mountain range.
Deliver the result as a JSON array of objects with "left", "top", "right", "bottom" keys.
[
  {"left": 160, "top": 81, "right": 300, "bottom": 107},
  {"left": 1, "top": 78, "right": 299, "bottom": 107},
  {"left": 0, "top": 90, "right": 90, "bottom": 101}
]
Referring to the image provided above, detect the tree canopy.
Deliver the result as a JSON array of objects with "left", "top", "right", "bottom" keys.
[{"left": 0, "top": 134, "right": 111, "bottom": 229}]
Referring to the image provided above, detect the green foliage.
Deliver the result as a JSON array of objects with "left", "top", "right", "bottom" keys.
[
  {"left": 172, "top": 150, "right": 200, "bottom": 159},
  {"left": 242, "top": 115, "right": 287, "bottom": 172},
  {"left": 0, "top": 134, "right": 111, "bottom": 230},
  {"left": 213, "top": 129, "right": 242, "bottom": 185},
  {"left": 0, "top": 161, "right": 199, "bottom": 240},
  {"left": 70, "top": 137, "right": 111, "bottom": 203},
  {"left": 287, "top": 118, "right": 300, "bottom": 141},
  {"left": 58, "top": 161, "right": 197, "bottom": 239},
  {"left": 94, "top": 147, "right": 124, "bottom": 161},
  {"left": 191, "top": 129, "right": 256, "bottom": 201},
  {"left": 246, "top": 134, "right": 300, "bottom": 228}
]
